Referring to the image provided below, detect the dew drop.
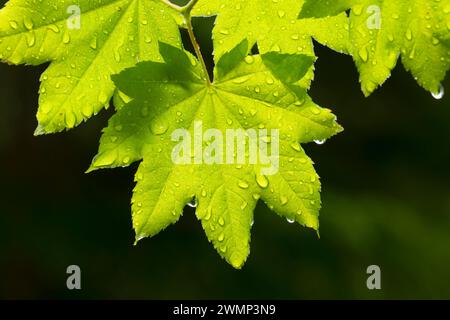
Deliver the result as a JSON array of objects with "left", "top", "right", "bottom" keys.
[
  {"left": 65, "top": 112, "right": 76, "bottom": 128},
  {"left": 48, "top": 24, "right": 60, "bottom": 33},
  {"left": 314, "top": 139, "right": 326, "bottom": 145},
  {"left": 90, "top": 37, "right": 97, "bottom": 50},
  {"left": 232, "top": 76, "right": 251, "bottom": 84},
  {"left": 150, "top": 119, "right": 168, "bottom": 135},
  {"left": 432, "top": 85, "right": 444, "bottom": 100},
  {"left": 244, "top": 56, "right": 254, "bottom": 64},
  {"left": 114, "top": 51, "right": 121, "bottom": 62},
  {"left": 290, "top": 142, "right": 301, "bottom": 152},
  {"left": 23, "top": 17, "right": 34, "bottom": 30},
  {"left": 63, "top": 32, "right": 71, "bottom": 44},
  {"left": 271, "top": 44, "right": 281, "bottom": 52},
  {"left": 26, "top": 32, "right": 36, "bottom": 47},
  {"left": 238, "top": 180, "right": 249, "bottom": 189},
  {"left": 256, "top": 174, "right": 269, "bottom": 188},
  {"left": 266, "top": 77, "right": 274, "bottom": 85},
  {"left": 294, "top": 99, "right": 305, "bottom": 107},
  {"left": 9, "top": 20, "right": 18, "bottom": 30},
  {"left": 204, "top": 207, "right": 212, "bottom": 221},
  {"left": 82, "top": 104, "right": 93, "bottom": 117},
  {"left": 358, "top": 47, "right": 368, "bottom": 62},
  {"left": 188, "top": 198, "right": 197, "bottom": 208},
  {"left": 405, "top": 29, "right": 413, "bottom": 41}
]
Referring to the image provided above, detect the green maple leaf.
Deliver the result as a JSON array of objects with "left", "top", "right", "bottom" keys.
[
  {"left": 89, "top": 41, "right": 342, "bottom": 268},
  {"left": 0, "top": 0, "right": 182, "bottom": 133},
  {"left": 192, "top": 0, "right": 350, "bottom": 63},
  {"left": 299, "top": 0, "right": 450, "bottom": 96}
]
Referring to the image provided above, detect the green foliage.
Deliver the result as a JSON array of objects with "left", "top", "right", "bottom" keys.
[
  {"left": 193, "top": 0, "right": 350, "bottom": 60},
  {"left": 299, "top": 0, "right": 450, "bottom": 95},
  {"left": 0, "top": 0, "right": 448, "bottom": 268},
  {"left": 0, "top": 0, "right": 182, "bottom": 133},
  {"left": 90, "top": 42, "right": 341, "bottom": 267}
]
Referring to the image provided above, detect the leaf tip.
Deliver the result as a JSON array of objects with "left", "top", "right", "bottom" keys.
[
  {"left": 361, "top": 80, "right": 379, "bottom": 97},
  {"left": 134, "top": 232, "right": 147, "bottom": 246},
  {"left": 85, "top": 165, "right": 97, "bottom": 174},
  {"left": 335, "top": 123, "right": 345, "bottom": 135},
  {"left": 230, "top": 261, "right": 244, "bottom": 270},
  {"left": 87, "top": 152, "right": 122, "bottom": 172},
  {"left": 33, "top": 124, "right": 48, "bottom": 136},
  {"left": 228, "top": 255, "right": 247, "bottom": 270}
]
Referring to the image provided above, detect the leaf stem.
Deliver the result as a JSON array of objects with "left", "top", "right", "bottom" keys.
[
  {"left": 184, "top": 14, "right": 211, "bottom": 85},
  {"left": 161, "top": 0, "right": 211, "bottom": 85},
  {"left": 160, "top": 0, "right": 183, "bottom": 12},
  {"left": 180, "top": 0, "right": 200, "bottom": 14}
]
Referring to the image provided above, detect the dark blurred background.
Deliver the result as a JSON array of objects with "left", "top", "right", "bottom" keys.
[{"left": 1, "top": 1, "right": 450, "bottom": 300}]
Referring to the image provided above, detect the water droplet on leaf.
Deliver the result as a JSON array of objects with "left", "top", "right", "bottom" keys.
[
  {"left": 432, "top": 85, "right": 444, "bottom": 100},
  {"left": 188, "top": 198, "right": 197, "bottom": 208}
]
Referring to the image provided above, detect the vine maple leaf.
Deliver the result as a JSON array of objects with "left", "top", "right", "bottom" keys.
[
  {"left": 300, "top": 0, "right": 450, "bottom": 96},
  {"left": 0, "top": 0, "right": 182, "bottom": 133},
  {"left": 192, "top": 0, "right": 350, "bottom": 63},
  {"left": 89, "top": 41, "right": 342, "bottom": 268}
]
